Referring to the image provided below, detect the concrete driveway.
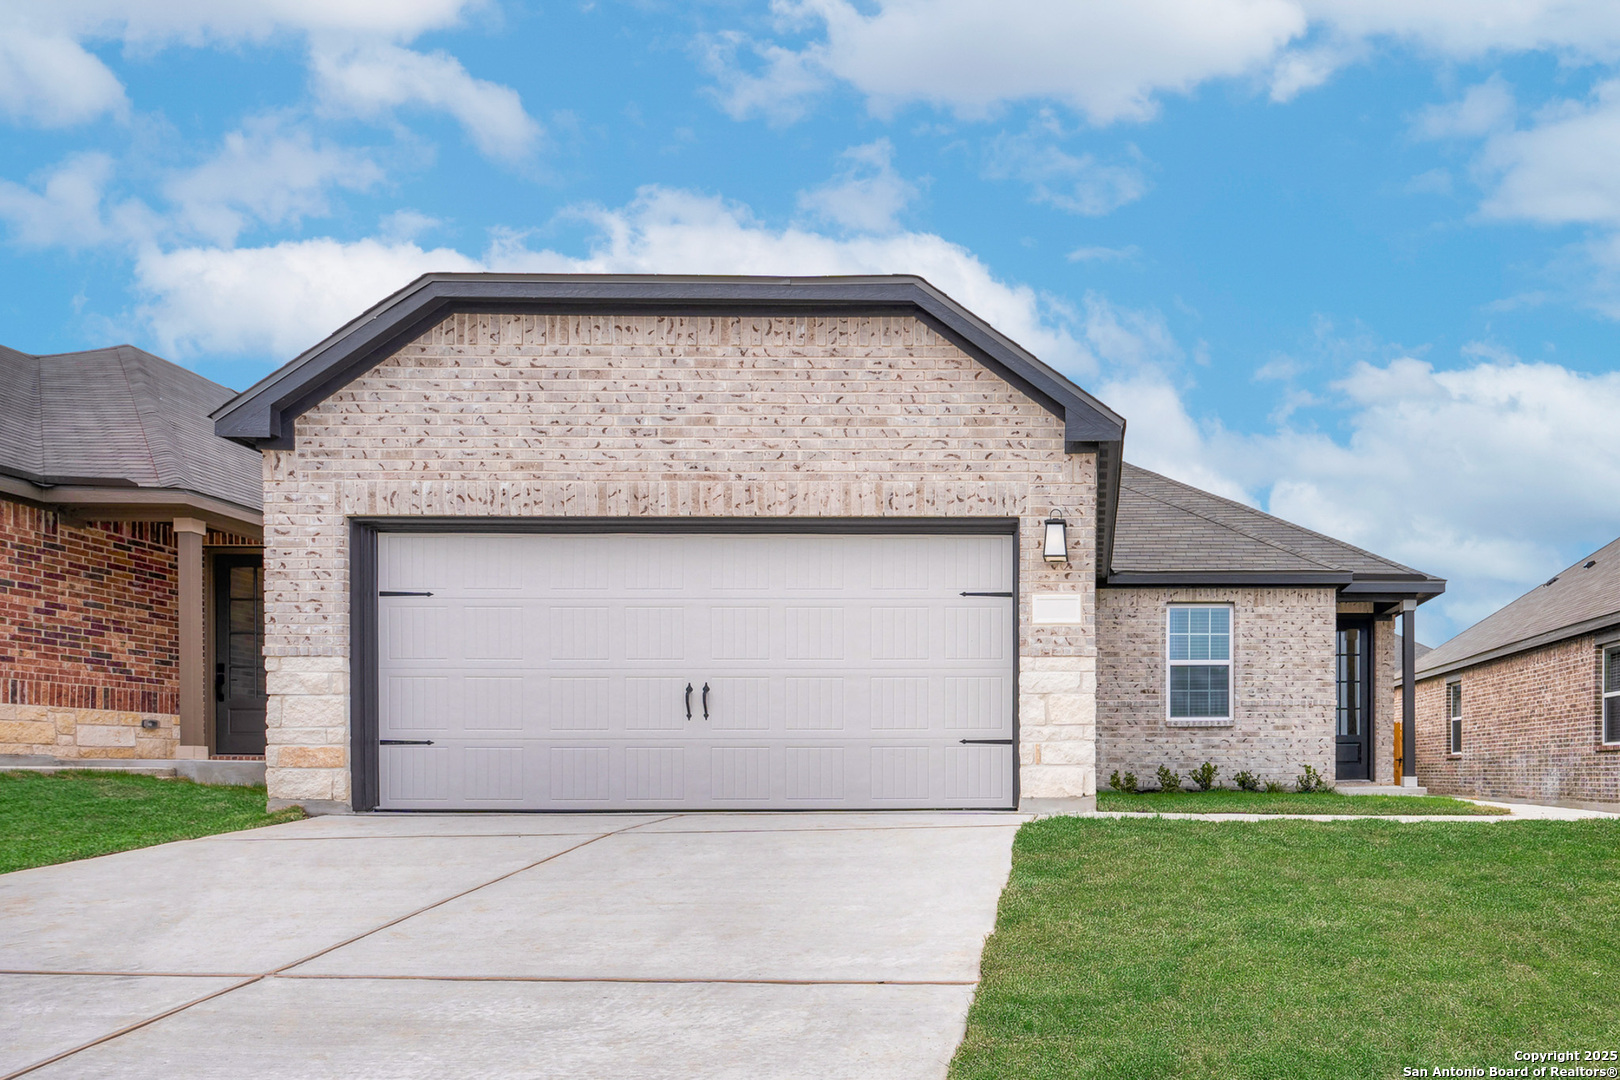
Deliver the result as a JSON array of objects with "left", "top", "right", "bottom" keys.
[{"left": 0, "top": 812, "right": 1023, "bottom": 1080}]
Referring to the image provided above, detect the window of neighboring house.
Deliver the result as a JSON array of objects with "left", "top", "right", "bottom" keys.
[
  {"left": 1447, "top": 680, "right": 1463, "bottom": 754},
  {"left": 1604, "top": 646, "right": 1620, "bottom": 745},
  {"left": 1168, "top": 605, "right": 1232, "bottom": 721}
]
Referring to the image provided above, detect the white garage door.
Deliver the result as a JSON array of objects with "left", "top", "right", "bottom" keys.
[{"left": 375, "top": 532, "right": 1016, "bottom": 810}]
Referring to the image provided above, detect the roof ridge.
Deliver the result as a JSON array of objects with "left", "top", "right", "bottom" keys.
[
  {"left": 1119, "top": 468, "right": 1341, "bottom": 571},
  {"left": 1123, "top": 463, "right": 1423, "bottom": 577},
  {"left": 116, "top": 344, "right": 188, "bottom": 491}
]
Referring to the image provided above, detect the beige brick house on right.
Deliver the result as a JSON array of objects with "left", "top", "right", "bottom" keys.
[{"left": 1412, "top": 536, "right": 1620, "bottom": 811}]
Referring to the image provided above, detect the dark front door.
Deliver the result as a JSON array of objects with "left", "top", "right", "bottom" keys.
[
  {"left": 214, "top": 555, "right": 267, "bottom": 756},
  {"left": 1335, "top": 618, "right": 1372, "bottom": 780}
]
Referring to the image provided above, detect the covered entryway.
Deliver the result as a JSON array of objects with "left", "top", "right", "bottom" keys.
[{"left": 373, "top": 530, "right": 1017, "bottom": 810}]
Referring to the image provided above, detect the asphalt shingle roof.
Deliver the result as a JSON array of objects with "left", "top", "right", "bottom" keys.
[
  {"left": 1111, "top": 463, "right": 1424, "bottom": 578},
  {"left": 0, "top": 344, "right": 262, "bottom": 512},
  {"left": 1417, "top": 535, "right": 1620, "bottom": 677}
]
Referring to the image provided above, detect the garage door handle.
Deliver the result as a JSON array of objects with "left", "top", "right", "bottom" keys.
[
  {"left": 701, "top": 682, "right": 710, "bottom": 720},
  {"left": 380, "top": 739, "right": 435, "bottom": 746},
  {"left": 959, "top": 739, "right": 1013, "bottom": 745},
  {"left": 960, "top": 591, "right": 1013, "bottom": 597},
  {"left": 379, "top": 591, "right": 433, "bottom": 597}
]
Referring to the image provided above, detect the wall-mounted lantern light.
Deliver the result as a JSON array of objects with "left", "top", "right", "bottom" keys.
[{"left": 1043, "top": 509, "right": 1069, "bottom": 567}]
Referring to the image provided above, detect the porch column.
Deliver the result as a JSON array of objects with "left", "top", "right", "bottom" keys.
[
  {"left": 175, "top": 517, "right": 209, "bottom": 759},
  {"left": 1401, "top": 599, "right": 1417, "bottom": 785}
]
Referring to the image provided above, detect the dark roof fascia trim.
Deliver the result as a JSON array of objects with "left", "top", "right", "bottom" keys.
[
  {"left": 0, "top": 464, "right": 140, "bottom": 489},
  {"left": 1417, "top": 612, "right": 1620, "bottom": 681},
  {"left": 212, "top": 275, "right": 1127, "bottom": 452},
  {"left": 1102, "top": 571, "right": 1355, "bottom": 587},
  {"left": 0, "top": 473, "right": 263, "bottom": 533},
  {"left": 1340, "top": 577, "right": 1447, "bottom": 599}
]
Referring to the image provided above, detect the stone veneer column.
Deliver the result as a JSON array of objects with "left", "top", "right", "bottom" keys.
[
  {"left": 264, "top": 655, "right": 351, "bottom": 812},
  {"left": 1017, "top": 656, "right": 1098, "bottom": 811}
]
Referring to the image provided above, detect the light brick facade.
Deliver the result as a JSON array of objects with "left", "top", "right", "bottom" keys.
[
  {"left": 0, "top": 496, "right": 180, "bottom": 758},
  {"left": 261, "top": 312, "right": 1101, "bottom": 808},
  {"left": 1415, "top": 635, "right": 1620, "bottom": 809},
  {"left": 1095, "top": 585, "right": 1339, "bottom": 787}
]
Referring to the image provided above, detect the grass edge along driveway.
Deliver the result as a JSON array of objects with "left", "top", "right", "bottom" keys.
[
  {"left": 0, "top": 771, "right": 303, "bottom": 874},
  {"left": 950, "top": 816, "right": 1620, "bottom": 1080}
]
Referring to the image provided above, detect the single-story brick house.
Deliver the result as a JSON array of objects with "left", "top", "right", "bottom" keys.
[
  {"left": 210, "top": 274, "right": 1444, "bottom": 813},
  {"left": 0, "top": 345, "right": 265, "bottom": 764},
  {"left": 1412, "top": 536, "right": 1620, "bottom": 811}
]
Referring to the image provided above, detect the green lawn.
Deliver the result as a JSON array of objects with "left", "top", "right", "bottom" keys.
[
  {"left": 1098, "top": 789, "right": 1507, "bottom": 815},
  {"left": 0, "top": 771, "right": 303, "bottom": 874},
  {"left": 950, "top": 817, "right": 1620, "bottom": 1080}
]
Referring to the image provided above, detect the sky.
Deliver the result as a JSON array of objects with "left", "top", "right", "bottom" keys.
[{"left": 2, "top": 1, "right": 1620, "bottom": 646}]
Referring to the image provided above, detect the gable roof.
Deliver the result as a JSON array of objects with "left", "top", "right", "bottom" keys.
[
  {"left": 1417, "top": 535, "right": 1620, "bottom": 679},
  {"left": 1107, "top": 464, "right": 1444, "bottom": 597},
  {"left": 0, "top": 344, "right": 261, "bottom": 513},
  {"left": 212, "top": 272, "right": 1128, "bottom": 568}
]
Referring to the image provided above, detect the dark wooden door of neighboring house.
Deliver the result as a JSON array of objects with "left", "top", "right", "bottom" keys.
[
  {"left": 214, "top": 555, "right": 267, "bottom": 756},
  {"left": 1335, "top": 617, "right": 1372, "bottom": 781}
]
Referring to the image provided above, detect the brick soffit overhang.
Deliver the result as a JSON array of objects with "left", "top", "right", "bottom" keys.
[{"left": 213, "top": 273, "right": 1129, "bottom": 574}]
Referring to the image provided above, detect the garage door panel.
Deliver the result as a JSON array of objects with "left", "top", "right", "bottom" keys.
[
  {"left": 943, "top": 676, "right": 1008, "bottom": 730},
  {"left": 624, "top": 677, "right": 688, "bottom": 730},
  {"left": 377, "top": 532, "right": 1017, "bottom": 810},
  {"left": 711, "top": 607, "right": 770, "bottom": 660},
  {"left": 549, "top": 607, "right": 610, "bottom": 660},
  {"left": 548, "top": 677, "right": 610, "bottom": 730},
  {"left": 785, "top": 676, "right": 845, "bottom": 731},
  {"left": 710, "top": 746, "right": 772, "bottom": 800},
  {"left": 623, "top": 606, "right": 686, "bottom": 661},
  {"left": 707, "top": 677, "right": 771, "bottom": 730}
]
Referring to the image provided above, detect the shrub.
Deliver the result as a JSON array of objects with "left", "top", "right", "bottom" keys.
[
  {"left": 1108, "top": 770, "right": 1122, "bottom": 791},
  {"left": 1295, "top": 764, "right": 1333, "bottom": 793},
  {"left": 1233, "top": 770, "right": 1260, "bottom": 792},
  {"left": 1119, "top": 771, "right": 1139, "bottom": 794},
  {"left": 1155, "top": 765, "right": 1183, "bottom": 793},
  {"left": 1190, "top": 761, "right": 1218, "bottom": 791},
  {"left": 1264, "top": 780, "right": 1286, "bottom": 794}
]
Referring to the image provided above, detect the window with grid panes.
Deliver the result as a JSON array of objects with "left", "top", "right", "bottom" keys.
[{"left": 1168, "top": 605, "right": 1231, "bottom": 721}]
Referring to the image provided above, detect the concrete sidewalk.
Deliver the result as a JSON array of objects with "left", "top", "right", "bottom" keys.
[{"left": 0, "top": 813, "right": 1023, "bottom": 1080}]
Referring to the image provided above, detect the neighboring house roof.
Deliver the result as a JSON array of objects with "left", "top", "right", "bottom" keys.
[
  {"left": 1107, "top": 464, "right": 1445, "bottom": 598},
  {"left": 211, "top": 273, "right": 1128, "bottom": 570},
  {"left": 0, "top": 344, "right": 262, "bottom": 517},
  {"left": 1417, "top": 535, "right": 1620, "bottom": 680},
  {"left": 1393, "top": 634, "right": 1432, "bottom": 683}
]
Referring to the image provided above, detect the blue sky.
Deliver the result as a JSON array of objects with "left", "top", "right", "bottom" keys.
[{"left": 3, "top": 1, "right": 1620, "bottom": 644}]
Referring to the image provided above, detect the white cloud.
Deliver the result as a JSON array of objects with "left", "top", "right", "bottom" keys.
[
  {"left": 796, "top": 139, "right": 917, "bottom": 233},
  {"left": 0, "top": 29, "right": 127, "bottom": 126},
  {"left": 710, "top": 0, "right": 1620, "bottom": 125},
  {"left": 1412, "top": 76, "right": 1517, "bottom": 140},
  {"left": 1475, "top": 80, "right": 1620, "bottom": 226},
  {"left": 1188, "top": 355, "right": 1620, "bottom": 639},
  {"left": 309, "top": 43, "right": 542, "bottom": 163},
  {"left": 129, "top": 186, "right": 1097, "bottom": 377},
  {"left": 133, "top": 237, "right": 482, "bottom": 357},
  {"left": 717, "top": 0, "right": 1306, "bottom": 125},
  {"left": 986, "top": 128, "right": 1149, "bottom": 216},
  {"left": 0, "top": 2, "right": 539, "bottom": 163},
  {"left": 164, "top": 118, "right": 385, "bottom": 244},
  {"left": 0, "top": 153, "right": 153, "bottom": 248}
]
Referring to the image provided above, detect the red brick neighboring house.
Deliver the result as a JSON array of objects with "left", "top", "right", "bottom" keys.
[
  {"left": 1413, "top": 536, "right": 1620, "bottom": 811},
  {"left": 0, "top": 345, "right": 264, "bottom": 762}
]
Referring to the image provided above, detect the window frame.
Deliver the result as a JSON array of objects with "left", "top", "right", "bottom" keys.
[
  {"left": 1603, "top": 645, "right": 1620, "bottom": 746},
  {"left": 1165, "top": 603, "right": 1234, "bottom": 725},
  {"left": 1446, "top": 679, "right": 1463, "bottom": 755}
]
